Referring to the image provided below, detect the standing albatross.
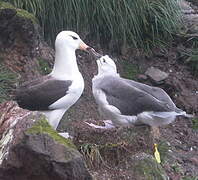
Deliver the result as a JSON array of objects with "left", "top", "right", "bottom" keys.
[
  {"left": 16, "top": 31, "right": 97, "bottom": 131},
  {"left": 90, "top": 55, "right": 192, "bottom": 128}
]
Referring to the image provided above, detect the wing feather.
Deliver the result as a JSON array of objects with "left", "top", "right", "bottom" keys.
[
  {"left": 15, "top": 76, "right": 72, "bottom": 110},
  {"left": 95, "top": 76, "right": 174, "bottom": 116}
]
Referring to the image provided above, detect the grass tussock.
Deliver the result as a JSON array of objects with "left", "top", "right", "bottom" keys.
[
  {"left": 4, "top": 0, "right": 182, "bottom": 51},
  {"left": 179, "top": 48, "right": 198, "bottom": 76},
  {"left": 0, "top": 63, "right": 18, "bottom": 103}
]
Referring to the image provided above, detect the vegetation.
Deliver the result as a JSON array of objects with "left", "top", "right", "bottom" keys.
[
  {"left": 27, "top": 116, "right": 76, "bottom": 149},
  {"left": 80, "top": 143, "right": 104, "bottom": 168},
  {"left": 182, "top": 177, "right": 198, "bottom": 180},
  {"left": 0, "top": 62, "right": 18, "bottom": 103},
  {"left": 0, "top": 1, "right": 38, "bottom": 24},
  {"left": 3, "top": 0, "right": 182, "bottom": 51},
  {"left": 121, "top": 60, "right": 139, "bottom": 80},
  {"left": 179, "top": 48, "right": 198, "bottom": 76},
  {"left": 37, "top": 57, "right": 52, "bottom": 75},
  {"left": 192, "top": 118, "right": 198, "bottom": 130}
]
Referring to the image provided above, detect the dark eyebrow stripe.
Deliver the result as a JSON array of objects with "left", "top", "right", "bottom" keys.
[{"left": 70, "top": 35, "right": 78, "bottom": 40}]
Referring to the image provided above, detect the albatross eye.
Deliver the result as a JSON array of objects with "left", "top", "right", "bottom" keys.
[
  {"left": 70, "top": 35, "right": 78, "bottom": 40},
  {"left": 103, "top": 58, "right": 106, "bottom": 63}
]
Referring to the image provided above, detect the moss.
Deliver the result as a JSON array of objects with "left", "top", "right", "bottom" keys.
[
  {"left": 122, "top": 61, "right": 139, "bottom": 80},
  {"left": 0, "top": 1, "right": 38, "bottom": 24},
  {"left": 182, "top": 176, "right": 198, "bottom": 180},
  {"left": 171, "top": 162, "right": 183, "bottom": 174},
  {"left": 0, "top": 62, "right": 18, "bottom": 103},
  {"left": 16, "top": 9, "right": 38, "bottom": 24},
  {"left": 26, "top": 116, "right": 76, "bottom": 149},
  {"left": 134, "top": 156, "right": 168, "bottom": 180},
  {"left": 192, "top": 118, "right": 198, "bottom": 130},
  {"left": 179, "top": 48, "right": 198, "bottom": 76},
  {"left": 0, "top": 1, "right": 14, "bottom": 9},
  {"left": 0, "top": 55, "right": 3, "bottom": 62},
  {"left": 157, "top": 141, "right": 170, "bottom": 163},
  {"left": 37, "top": 57, "right": 52, "bottom": 75}
]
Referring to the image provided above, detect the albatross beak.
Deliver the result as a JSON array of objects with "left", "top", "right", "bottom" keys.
[
  {"left": 79, "top": 41, "right": 89, "bottom": 51},
  {"left": 86, "top": 48, "right": 102, "bottom": 59},
  {"left": 79, "top": 41, "right": 103, "bottom": 59}
]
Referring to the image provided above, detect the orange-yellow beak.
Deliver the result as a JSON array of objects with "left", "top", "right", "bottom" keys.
[
  {"left": 79, "top": 41, "right": 89, "bottom": 51},
  {"left": 79, "top": 41, "right": 102, "bottom": 59}
]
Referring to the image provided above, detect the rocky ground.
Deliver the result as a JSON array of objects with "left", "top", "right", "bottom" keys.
[{"left": 0, "top": 1, "right": 198, "bottom": 180}]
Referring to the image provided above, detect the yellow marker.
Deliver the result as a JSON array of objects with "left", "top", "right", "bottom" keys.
[{"left": 154, "top": 143, "right": 161, "bottom": 163}]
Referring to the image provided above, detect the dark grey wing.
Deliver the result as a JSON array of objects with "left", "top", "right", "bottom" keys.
[
  {"left": 122, "top": 78, "right": 176, "bottom": 109},
  {"left": 16, "top": 77, "right": 72, "bottom": 111},
  {"left": 97, "top": 76, "right": 173, "bottom": 116}
]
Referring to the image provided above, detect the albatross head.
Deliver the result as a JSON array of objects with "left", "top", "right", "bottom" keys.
[
  {"left": 55, "top": 31, "right": 90, "bottom": 51},
  {"left": 96, "top": 55, "right": 118, "bottom": 76}
]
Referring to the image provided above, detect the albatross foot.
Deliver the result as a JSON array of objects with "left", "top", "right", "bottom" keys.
[{"left": 85, "top": 120, "right": 115, "bottom": 129}]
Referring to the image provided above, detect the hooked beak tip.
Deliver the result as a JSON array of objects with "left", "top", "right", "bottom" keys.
[{"left": 86, "top": 47, "right": 103, "bottom": 59}]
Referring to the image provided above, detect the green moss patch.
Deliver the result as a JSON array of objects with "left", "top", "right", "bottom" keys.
[
  {"left": 157, "top": 141, "right": 170, "bottom": 163},
  {"left": 134, "top": 156, "right": 168, "bottom": 180},
  {"left": 192, "top": 118, "right": 198, "bottom": 130},
  {"left": 122, "top": 61, "right": 139, "bottom": 80},
  {"left": 37, "top": 57, "right": 52, "bottom": 75},
  {"left": 16, "top": 8, "right": 38, "bottom": 24},
  {"left": 26, "top": 116, "right": 76, "bottom": 149},
  {"left": 182, "top": 176, "right": 198, "bottom": 180},
  {"left": 0, "top": 1, "right": 38, "bottom": 24},
  {"left": 0, "top": 1, "right": 14, "bottom": 9}
]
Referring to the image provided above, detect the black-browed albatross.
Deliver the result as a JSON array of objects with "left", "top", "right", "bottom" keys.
[
  {"left": 15, "top": 31, "right": 98, "bottom": 133},
  {"left": 88, "top": 55, "right": 192, "bottom": 129}
]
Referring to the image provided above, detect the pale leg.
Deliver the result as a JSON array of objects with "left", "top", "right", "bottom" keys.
[{"left": 42, "top": 109, "right": 66, "bottom": 130}]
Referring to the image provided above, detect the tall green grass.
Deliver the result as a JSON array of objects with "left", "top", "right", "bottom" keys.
[
  {"left": 3, "top": 0, "right": 182, "bottom": 51},
  {"left": 0, "top": 63, "right": 18, "bottom": 103}
]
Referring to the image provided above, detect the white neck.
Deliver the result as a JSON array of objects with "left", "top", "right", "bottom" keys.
[
  {"left": 51, "top": 46, "right": 80, "bottom": 79},
  {"left": 94, "top": 72, "right": 120, "bottom": 80}
]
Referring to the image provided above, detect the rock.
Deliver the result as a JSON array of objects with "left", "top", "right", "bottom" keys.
[
  {"left": 130, "top": 153, "right": 169, "bottom": 180},
  {"left": 0, "top": 1, "right": 54, "bottom": 82},
  {"left": 145, "top": 67, "right": 169, "bottom": 84},
  {"left": 179, "top": 0, "right": 195, "bottom": 14},
  {"left": 179, "top": 0, "right": 198, "bottom": 35},
  {"left": 189, "top": 157, "right": 198, "bottom": 166},
  {"left": 137, "top": 74, "right": 148, "bottom": 82},
  {"left": 163, "top": 75, "right": 198, "bottom": 113},
  {"left": 0, "top": 101, "right": 92, "bottom": 180},
  {"left": 0, "top": 1, "right": 54, "bottom": 104}
]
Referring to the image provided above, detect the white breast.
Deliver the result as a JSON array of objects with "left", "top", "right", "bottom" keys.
[{"left": 49, "top": 73, "right": 84, "bottom": 110}]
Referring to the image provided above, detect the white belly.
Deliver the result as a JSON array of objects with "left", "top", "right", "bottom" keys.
[{"left": 49, "top": 75, "right": 84, "bottom": 110}]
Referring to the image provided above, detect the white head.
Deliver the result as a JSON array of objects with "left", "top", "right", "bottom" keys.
[
  {"left": 55, "top": 31, "right": 89, "bottom": 51},
  {"left": 96, "top": 55, "right": 118, "bottom": 76}
]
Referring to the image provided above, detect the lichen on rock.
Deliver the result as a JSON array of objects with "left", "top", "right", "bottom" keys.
[
  {"left": 26, "top": 116, "right": 76, "bottom": 149},
  {"left": 0, "top": 102, "right": 92, "bottom": 180}
]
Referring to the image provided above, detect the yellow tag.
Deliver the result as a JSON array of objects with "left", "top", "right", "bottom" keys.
[{"left": 154, "top": 143, "right": 161, "bottom": 164}]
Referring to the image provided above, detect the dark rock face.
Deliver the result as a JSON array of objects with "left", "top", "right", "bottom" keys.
[
  {"left": 0, "top": 101, "right": 92, "bottom": 180},
  {"left": 0, "top": 2, "right": 54, "bottom": 82}
]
